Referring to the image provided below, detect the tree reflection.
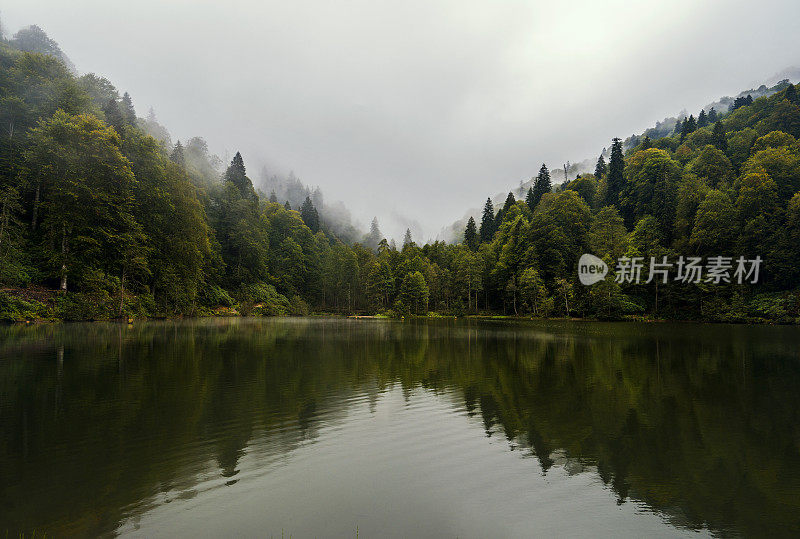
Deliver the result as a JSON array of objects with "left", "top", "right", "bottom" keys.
[{"left": 1, "top": 318, "right": 799, "bottom": 536}]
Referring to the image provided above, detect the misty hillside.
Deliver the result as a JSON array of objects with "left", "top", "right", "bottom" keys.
[
  {"left": 440, "top": 73, "right": 800, "bottom": 243},
  {"left": 1, "top": 20, "right": 800, "bottom": 324}
]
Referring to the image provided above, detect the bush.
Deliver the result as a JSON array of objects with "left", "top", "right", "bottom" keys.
[
  {"left": 289, "top": 295, "right": 310, "bottom": 316},
  {"left": 0, "top": 291, "right": 47, "bottom": 322}
]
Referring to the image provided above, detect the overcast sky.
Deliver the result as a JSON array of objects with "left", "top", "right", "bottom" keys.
[{"left": 4, "top": 0, "right": 800, "bottom": 241}]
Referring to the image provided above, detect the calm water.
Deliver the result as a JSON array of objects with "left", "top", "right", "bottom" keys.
[{"left": 1, "top": 318, "right": 800, "bottom": 537}]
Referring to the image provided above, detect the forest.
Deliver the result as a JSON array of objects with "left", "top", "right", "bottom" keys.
[{"left": 2, "top": 25, "right": 800, "bottom": 322}]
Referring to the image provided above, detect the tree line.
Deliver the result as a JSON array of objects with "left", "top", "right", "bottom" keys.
[{"left": 1, "top": 26, "right": 800, "bottom": 321}]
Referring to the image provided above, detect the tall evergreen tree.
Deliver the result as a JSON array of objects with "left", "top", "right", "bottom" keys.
[
  {"left": 300, "top": 196, "right": 320, "bottom": 232},
  {"left": 224, "top": 151, "right": 257, "bottom": 201},
  {"left": 269, "top": 191, "right": 278, "bottom": 203},
  {"left": 496, "top": 192, "right": 516, "bottom": 226},
  {"left": 365, "top": 217, "right": 382, "bottom": 250},
  {"left": 479, "top": 198, "right": 495, "bottom": 243},
  {"left": 594, "top": 154, "right": 607, "bottom": 179},
  {"left": 674, "top": 117, "right": 685, "bottom": 136},
  {"left": 284, "top": 200, "right": 292, "bottom": 210},
  {"left": 464, "top": 216, "right": 478, "bottom": 251},
  {"left": 525, "top": 187, "right": 536, "bottom": 212},
  {"left": 605, "top": 138, "right": 625, "bottom": 206},
  {"left": 680, "top": 115, "right": 697, "bottom": 141},
  {"left": 121, "top": 91, "right": 136, "bottom": 126},
  {"left": 102, "top": 97, "right": 124, "bottom": 134},
  {"left": 708, "top": 107, "right": 718, "bottom": 122},
  {"left": 403, "top": 228, "right": 413, "bottom": 247},
  {"left": 697, "top": 109, "right": 708, "bottom": 128},
  {"left": 170, "top": 140, "right": 184, "bottom": 166},
  {"left": 530, "top": 164, "right": 551, "bottom": 209}
]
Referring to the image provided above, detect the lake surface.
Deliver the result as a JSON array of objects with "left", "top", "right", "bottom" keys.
[{"left": 1, "top": 318, "right": 800, "bottom": 537}]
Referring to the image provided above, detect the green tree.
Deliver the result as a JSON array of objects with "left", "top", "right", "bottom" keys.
[
  {"left": 595, "top": 154, "right": 607, "bottom": 179},
  {"left": 464, "top": 216, "right": 478, "bottom": 251},
  {"left": 399, "top": 271, "right": 429, "bottom": 314},
  {"left": 530, "top": 164, "right": 551, "bottom": 209},
  {"left": 479, "top": 198, "right": 495, "bottom": 243},
  {"left": 300, "top": 196, "right": 320, "bottom": 233},
  {"left": 121, "top": 91, "right": 136, "bottom": 126},
  {"left": 605, "top": 138, "right": 624, "bottom": 206},
  {"left": 24, "top": 111, "right": 144, "bottom": 292}
]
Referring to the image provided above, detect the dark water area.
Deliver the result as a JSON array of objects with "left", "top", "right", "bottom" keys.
[{"left": 1, "top": 318, "right": 799, "bottom": 537}]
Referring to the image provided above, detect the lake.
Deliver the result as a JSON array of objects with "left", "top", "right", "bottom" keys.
[{"left": 1, "top": 318, "right": 799, "bottom": 537}]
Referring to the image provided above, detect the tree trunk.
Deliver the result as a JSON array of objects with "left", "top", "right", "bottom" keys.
[
  {"left": 31, "top": 179, "right": 42, "bottom": 230},
  {"left": 59, "top": 224, "right": 68, "bottom": 291},
  {"left": 119, "top": 269, "right": 126, "bottom": 317}
]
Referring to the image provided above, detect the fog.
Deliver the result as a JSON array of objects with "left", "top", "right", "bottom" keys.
[{"left": 3, "top": 0, "right": 800, "bottom": 241}]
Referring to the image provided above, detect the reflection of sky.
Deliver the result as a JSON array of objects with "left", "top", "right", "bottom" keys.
[{"left": 118, "top": 387, "right": 696, "bottom": 538}]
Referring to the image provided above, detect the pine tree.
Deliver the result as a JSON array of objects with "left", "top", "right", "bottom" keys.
[
  {"left": 680, "top": 115, "right": 697, "bottom": 141},
  {"left": 708, "top": 107, "right": 717, "bottom": 123},
  {"left": 102, "top": 97, "right": 124, "bottom": 134},
  {"left": 711, "top": 121, "right": 727, "bottom": 152},
  {"left": 269, "top": 191, "right": 278, "bottom": 203},
  {"left": 464, "top": 216, "right": 478, "bottom": 251},
  {"left": 121, "top": 91, "right": 136, "bottom": 126},
  {"left": 496, "top": 192, "right": 516, "bottom": 226},
  {"left": 403, "top": 228, "right": 413, "bottom": 247},
  {"left": 674, "top": 117, "right": 685, "bottom": 136},
  {"left": 300, "top": 196, "right": 320, "bottom": 232},
  {"left": 530, "top": 164, "right": 551, "bottom": 209},
  {"left": 605, "top": 138, "right": 624, "bottom": 206},
  {"left": 365, "top": 217, "right": 382, "bottom": 250},
  {"left": 170, "top": 140, "right": 184, "bottom": 166},
  {"left": 697, "top": 109, "right": 708, "bottom": 128},
  {"left": 224, "top": 151, "right": 257, "bottom": 201},
  {"left": 641, "top": 136, "right": 652, "bottom": 149},
  {"left": 594, "top": 154, "right": 607, "bottom": 179},
  {"left": 479, "top": 198, "right": 495, "bottom": 243},
  {"left": 525, "top": 187, "right": 536, "bottom": 212},
  {"left": 284, "top": 201, "right": 292, "bottom": 210}
]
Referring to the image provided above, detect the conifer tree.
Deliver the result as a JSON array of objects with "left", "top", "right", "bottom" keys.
[
  {"left": 403, "top": 228, "right": 413, "bottom": 247},
  {"left": 530, "top": 164, "right": 551, "bottom": 209},
  {"left": 525, "top": 187, "right": 536, "bottom": 212},
  {"left": 121, "top": 91, "right": 136, "bottom": 126},
  {"left": 464, "top": 216, "right": 478, "bottom": 251},
  {"left": 102, "top": 97, "right": 124, "bottom": 134},
  {"left": 284, "top": 200, "right": 292, "bottom": 210},
  {"left": 496, "top": 192, "right": 516, "bottom": 226},
  {"left": 479, "top": 198, "right": 495, "bottom": 243},
  {"left": 594, "top": 154, "right": 607, "bottom": 179},
  {"left": 697, "top": 109, "right": 708, "bottom": 128},
  {"left": 641, "top": 136, "right": 652, "bottom": 149},
  {"left": 300, "top": 196, "right": 320, "bottom": 232},
  {"left": 708, "top": 107, "right": 718, "bottom": 122},
  {"left": 269, "top": 191, "right": 278, "bottom": 203},
  {"left": 680, "top": 115, "right": 697, "bottom": 141},
  {"left": 170, "top": 140, "right": 184, "bottom": 166},
  {"left": 674, "top": 117, "right": 685, "bottom": 136},
  {"left": 365, "top": 217, "right": 382, "bottom": 250},
  {"left": 605, "top": 138, "right": 624, "bottom": 206},
  {"left": 224, "top": 151, "right": 257, "bottom": 201}
]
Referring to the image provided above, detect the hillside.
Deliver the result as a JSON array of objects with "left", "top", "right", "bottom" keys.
[{"left": 1, "top": 24, "right": 800, "bottom": 323}]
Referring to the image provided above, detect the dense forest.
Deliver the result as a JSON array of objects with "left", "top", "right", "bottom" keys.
[{"left": 2, "top": 25, "right": 800, "bottom": 322}]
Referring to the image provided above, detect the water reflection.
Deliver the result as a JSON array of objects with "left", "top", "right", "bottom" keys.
[{"left": 1, "top": 318, "right": 799, "bottom": 536}]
